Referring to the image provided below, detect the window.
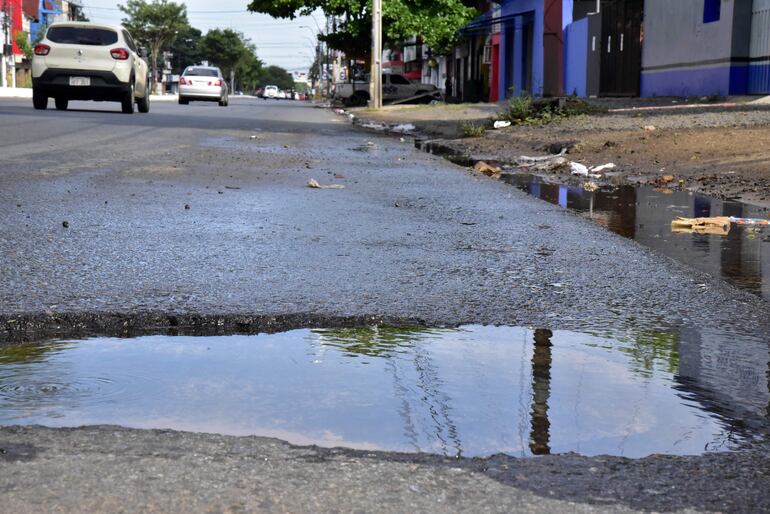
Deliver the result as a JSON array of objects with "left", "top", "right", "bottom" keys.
[
  {"left": 704, "top": 0, "right": 721, "bottom": 23},
  {"left": 47, "top": 27, "right": 118, "bottom": 46},
  {"left": 183, "top": 67, "right": 219, "bottom": 77},
  {"left": 389, "top": 74, "right": 411, "bottom": 85}
]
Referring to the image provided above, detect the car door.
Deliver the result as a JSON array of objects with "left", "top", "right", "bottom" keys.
[
  {"left": 123, "top": 30, "right": 148, "bottom": 96},
  {"left": 384, "top": 74, "right": 416, "bottom": 101}
]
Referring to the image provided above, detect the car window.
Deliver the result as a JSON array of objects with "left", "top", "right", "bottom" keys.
[
  {"left": 47, "top": 26, "right": 118, "bottom": 46},
  {"left": 122, "top": 30, "right": 137, "bottom": 52},
  {"left": 183, "top": 67, "right": 219, "bottom": 77},
  {"left": 388, "top": 74, "right": 411, "bottom": 85}
]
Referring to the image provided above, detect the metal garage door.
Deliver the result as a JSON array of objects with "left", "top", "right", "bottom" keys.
[{"left": 749, "top": 0, "right": 770, "bottom": 93}]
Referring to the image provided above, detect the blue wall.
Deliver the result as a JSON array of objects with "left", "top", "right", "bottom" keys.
[
  {"left": 641, "top": 64, "right": 748, "bottom": 97},
  {"left": 563, "top": 17, "right": 588, "bottom": 96},
  {"left": 499, "top": 0, "right": 544, "bottom": 97}
]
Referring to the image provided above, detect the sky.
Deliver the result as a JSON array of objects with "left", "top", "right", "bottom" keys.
[{"left": 80, "top": 0, "right": 326, "bottom": 73}]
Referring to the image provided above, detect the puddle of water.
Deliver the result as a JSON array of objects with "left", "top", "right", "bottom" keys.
[
  {"left": 1, "top": 326, "right": 767, "bottom": 458},
  {"left": 501, "top": 173, "right": 770, "bottom": 301}
]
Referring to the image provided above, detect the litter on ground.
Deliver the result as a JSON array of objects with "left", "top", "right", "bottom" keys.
[
  {"left": 671, "top": 216, "right": 731, "bottom": 236},
  {"left": 570, "top": 162, "right": 589, "bottom": 177},
  {"left": 307, "top": 179, "right": 345, "bottom": 190},
  {"left": 493, "top": 120, "right": 512, "bottom": 129},
  {"left": 473, "top": 161, "right": 502, "bottom": 178}
]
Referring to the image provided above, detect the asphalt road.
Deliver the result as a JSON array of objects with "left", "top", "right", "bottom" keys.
[{"left": 1, "top": 96, "right": 769, "bottom": 512}]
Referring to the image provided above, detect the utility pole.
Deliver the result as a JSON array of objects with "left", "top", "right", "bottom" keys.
[
  {"left": 370, "top": 0, "right": 382, "bottom": 109},
  {"left": 1, "top": 0, "right": 8, "bottom": 88}
]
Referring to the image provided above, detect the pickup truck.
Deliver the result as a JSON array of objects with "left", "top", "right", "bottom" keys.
[{"left": 335, "top": 73, "right": 440, "bottom": 106}]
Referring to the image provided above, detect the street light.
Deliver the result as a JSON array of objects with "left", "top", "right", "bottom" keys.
[{"left": 299, "top": 25, "right": 325, "bottom": 99}]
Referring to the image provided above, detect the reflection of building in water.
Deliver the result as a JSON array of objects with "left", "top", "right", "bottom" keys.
[
  {"left": 529, "top": 329, "right": 553, "bottom": 455},
  {"left": 632, "top": 190, "right": 766, "bottom": 297},
  {"left": 512, "top": 175, "right": 770, "bottom": 301},
  {"left": 678, "top": 327, "right": 770, "bottom": 429}
]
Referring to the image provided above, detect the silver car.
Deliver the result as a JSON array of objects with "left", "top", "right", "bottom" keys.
[{"left": 178, "top": 66, "right": 228, "bottom": 106}]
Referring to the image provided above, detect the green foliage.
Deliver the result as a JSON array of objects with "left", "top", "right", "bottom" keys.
[
  {"left": 246, "top": 0, "right": 478, "bottom": 61},
  {"left": 500, "top": 92, "right": 604, "bottom": 126},
  {"left": 259, "top": 65, "right": 295, "bottom": 90},
  {"left": 312, "top": 326, "right": 441, "bottom": 360},
  {"left": 169, "top": 25, "right": 203, "bottom": 74},
  {"left": 15, "top": 31, "right": 33, "bottom": 60},
  {"left": 461, "top": 122, "right": 486, "bottom": 138},
  {"left": 199, "top": 29, "right": 248, "bottom": 80},
  {"left": 622, "top": 331, "right": 680, "bottom": 377},
  {"left": 119, "top": 0, "right": 189, "bottom": 87}
]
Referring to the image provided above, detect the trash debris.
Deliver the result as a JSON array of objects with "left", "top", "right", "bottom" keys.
[
  {"left": 62, "top": 221, "right": 69, "bottom": 228},
  {"left": 661, "top": 175, "right": 675, "bottom": 183},
  {"left": 399, "top": 137, "right": 406, "bottom": 143},
  {"left": 517, "top": 148, "right": 567, "bottom": 163},
  {"left": 367, "top": 141, "right": 375, "bottom": 146},
  {"left": 493, "top": 120, "right": 512, "bottom": 129},
  {"left": 532, "top": 157, "right": 570, "bottom": 172},
  {"left": 307, "top": 179, "right": 345, "bottom": 190},
  {"left": 643, "top": 125, "right": 657, "bottom": 132},
  {"left": 184, "top": 204, "right": 191, "bottom": 210},
  {"left": 391, "top": 123, "right": 416, "bottom": 133},
  {"left": 473, "top": 161, "right": 502, "bottom": 178},
  {"left": 583, "top": 181, "right": 599, "bottom": 192},
  {"left": 249, "top": 135, "right": 258, "bottom": 140},
  {"left": 570, "top": 162, "right": 589, "bottom": 177},
  {"left": 360, "top": 122, "right": 388, "bottom": 131},
  {"left": 671, "top": 216, "right": 730, "bottom": 235},
  {"left": 729, "top": 216, "right": 770, "bottom": 226},
  {"left": 590, "top": 163, "right": 616, "bottom": 173}
]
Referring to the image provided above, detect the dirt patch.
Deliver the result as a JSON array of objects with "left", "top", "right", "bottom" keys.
[{"left": 427, "top": 108, "right": 770, "bottom": 208}]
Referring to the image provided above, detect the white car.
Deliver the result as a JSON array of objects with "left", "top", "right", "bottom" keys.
[
  {"left": 263, "top": 85, "right": 278, "bottom": 99},
  {"left": 31, "top": 22, "right": 150, "bottom": 113},
  {"left": 178, "top": 66, "right": 229, "bottom": 106}
]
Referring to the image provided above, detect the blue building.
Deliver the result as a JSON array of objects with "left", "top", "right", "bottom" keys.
[
  {"left": 497, "top": 0, "right": 564, "bottom": 97},
  {"left": 641, "top": 0, "right": 770, "bottom": 96}
]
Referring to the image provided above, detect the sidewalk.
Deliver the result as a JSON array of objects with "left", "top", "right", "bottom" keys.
[
  {"left": 343, "top": 96, "right": 770, "bottom": 208},
  {"left": 0, "top": 87, "right": 33, "bottom": 98}
]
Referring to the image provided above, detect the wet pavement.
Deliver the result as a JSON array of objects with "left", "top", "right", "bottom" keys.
[
  {"left": 502, "top": 174, "right": 770, "bottom": 301},
  {"left": 1, "top": 326, "right": 767, "bottom": 458},
  {"left": 2, "top": 97, "right": 770, "bottom": 512}
]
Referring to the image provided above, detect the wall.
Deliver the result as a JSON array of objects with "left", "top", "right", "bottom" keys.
[
  {"left": 641, "top": 0, "right": 750, "bottom": 96},
  {"left": 564, "top": 17, "right": 588, "bottom": 95},
  {"left": 500, "top": 0, "right": 544, "bottom": 96}
]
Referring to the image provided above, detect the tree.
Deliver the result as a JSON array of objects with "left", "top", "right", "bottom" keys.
[
  {"left": 259, "top": 65, "right": 295, "bottom": 91},
  {"left": 246, "top": 0, "right": 478, "bottom": 62},
  {"left": 198, "top": 28, "right": 250, "bottom": 89},
  {"left": 169, "top": 25, "right": 203, "bottom": 74},
  {"left": 119, "top": 0, "right": 189, "bottom": 92}
]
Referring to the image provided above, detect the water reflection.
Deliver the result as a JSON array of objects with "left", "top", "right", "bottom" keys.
[
  {"left": 529, "top": 329, "right": 553, "bottom": 455},
  {"left": 0, "top": 326, "right": 767, "bottom": 458},
  {"left": 501, "top": 174, "right": 770, "bottom": 300}
]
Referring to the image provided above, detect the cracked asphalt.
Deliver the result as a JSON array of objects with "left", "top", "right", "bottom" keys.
[{"left": 0, "top": 97, "right": 769, "bottom": 512}]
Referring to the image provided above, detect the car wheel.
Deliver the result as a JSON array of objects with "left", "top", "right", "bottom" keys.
[
  {"left": 32, "top": 90, "right": 48, "bottom": 110},
  {"left": 55, "top": 97, "right": 69, "bottom": 111},
  {"left": 121, "top": 82, "right": 135, "bottom": 114},
  {"left": 218, "top": 98, "right": 226, "bottom": 106},
  {"left": 137, "top": 93, "right": 150, "bottom": 113},
  {"left": 178, "top": 96, "right": 189, "bottom": 105}
]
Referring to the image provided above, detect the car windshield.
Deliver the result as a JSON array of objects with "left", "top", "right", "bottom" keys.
[
  {"left": 183, "top": 68, "right": 219, "bottom": 77},
  {"left": 47, "top": 27, "right": 118, "bottom": 46}
]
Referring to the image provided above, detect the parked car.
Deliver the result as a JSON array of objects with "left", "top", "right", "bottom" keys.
[
  {"left": 277, "top": 90, "right": 287, "bottom": 100},
  {"left": 178, "top": 66, "right": 228, "bottom": 106},
  {"left": 31, "top": 21, "right": 150, "bottom": 113},
  {"left": 262, "top": 85, "right": 279, "bottom": 99},
  {"left": 335, "top": 73, "right": 439, "bottom": 106}
]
